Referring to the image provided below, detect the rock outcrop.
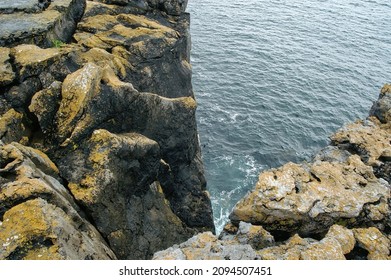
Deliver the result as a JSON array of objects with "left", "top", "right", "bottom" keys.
[
  {"left": 154, "top": 84, "right": 391, "bottom": 260},
  {"left": 0, "top": 0, "right": 214, "bottom": 259}
]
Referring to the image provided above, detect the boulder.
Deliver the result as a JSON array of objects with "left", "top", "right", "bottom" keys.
[
  {"left": 230, "top": 155, "right": 390, "bottom": 236},
  {"left": 29, "top": 81, "right": 62, "bottom": 135},
  {"left": 11, "top": 44, "right": 63, "bottom": 81},
  {"left": 153, "top": 231, "right": 259, "bottom": 260}
]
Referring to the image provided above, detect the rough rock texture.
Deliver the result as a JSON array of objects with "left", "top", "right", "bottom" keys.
[
  {"left": 154, "top": 223, "right": 390, "bottom": 260},
  {"left": 0, "top": 47, "right": 15, "bottom": 86},
  {"left": 95, "top": 0, "right": 188, "bottom": 16},
  {"left": 0, "top": 0, "right": 86, "bottom": 48},
  {"left": 153, "top": 222, "right": 265, "bottom": 260},
  {"left": 155, "top": 85, "right": 391, "bottom": 260},
  {"left": 230, "top": 154, "right": 389, "bottom": 236},
  {"left": 0, "top": 142, "right": 116, "bottom": 259},
  {"left": 2, "top": 0, "right": 390, "bottom": 260},
  {"left": 0, "top": 0, "right": 214, "bottom": 259}
]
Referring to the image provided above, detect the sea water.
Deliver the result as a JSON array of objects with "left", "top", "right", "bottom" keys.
[{"left": 187, "top": 0, "right": 391, "bottom": 232}]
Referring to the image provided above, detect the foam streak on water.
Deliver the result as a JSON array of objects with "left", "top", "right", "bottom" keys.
[{"left": 187, "top": 0, "right": 391, "bottom": 232}]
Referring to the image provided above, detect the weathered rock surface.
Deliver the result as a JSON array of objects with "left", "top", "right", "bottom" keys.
[
  {"left": 74, "top": 4, "right": 193, "bottom": 98},
  {"left": 230, "top": 154, "right": 390, "bottom": 236},
  {"left": 0, "top": 0, "right": 214, "bottom": 259},
  {"left": 153, "top": 222, "right": 264, "bottom": 260},
  {"left": 58, "top": 128, "right": 198, "bottom": 259},
  {"left": 0, "top": 47, "right": 15, "bottom": 86},
  {"left": 0, "top": 109, "right": 28, "bottom": 144},
  {"left": 0, "top": 0, "right": 86, "bottom": 48},
  {"left": 154, "top": 223, "right": 390, "bottom": 260},
  {"left": 0, "top": 142, "right": 116, "bottom": 259},
  {"left": 95, "top": 0, "right": 188, "bottom": 16}
]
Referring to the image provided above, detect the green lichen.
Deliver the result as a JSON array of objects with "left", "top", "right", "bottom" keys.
[{"left": 52, "top": 39, "right": 65, "bottom": 48}]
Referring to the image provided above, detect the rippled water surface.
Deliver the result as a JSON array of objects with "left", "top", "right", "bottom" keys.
[{"left": 187, "top": 0, "right": 391, "bottom": 232}]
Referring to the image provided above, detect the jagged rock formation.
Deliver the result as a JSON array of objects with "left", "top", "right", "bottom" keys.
[
  {"left": 154, "top": 84, "right": 391, "bottom": 260},
  {"left": 0, "top": 0, "right": 214, "bottom": 259}
]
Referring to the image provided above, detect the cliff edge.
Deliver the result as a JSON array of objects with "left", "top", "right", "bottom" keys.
[
  {"left": 0, "top": 0, "right": 214, "bottom": 260},
  {"left": 154, "top": 84, "right": 391, "bottom": 260}
]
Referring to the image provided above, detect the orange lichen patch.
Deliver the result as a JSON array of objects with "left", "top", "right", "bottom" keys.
[{"left": 0, "top": 199, "right": 62, "bottom": 260}]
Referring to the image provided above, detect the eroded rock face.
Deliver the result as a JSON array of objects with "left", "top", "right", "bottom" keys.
[
  {"left": 0, "top": 0, "right": 214, "bottom": 259},
  {"left": 0, "top": 142, "right": 116, "bottom": 259},
  {"left": 74, "top": 6, "right": 193, "bottom": 98}
]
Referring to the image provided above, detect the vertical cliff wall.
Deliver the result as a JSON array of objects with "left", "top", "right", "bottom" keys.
[{"left": 0, "top": 0, "right": 214, "bottom": 260}]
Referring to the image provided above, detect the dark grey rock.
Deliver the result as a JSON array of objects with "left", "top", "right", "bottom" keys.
[{"left": 369, "top": 84, "right": 391, "bottom": 123}]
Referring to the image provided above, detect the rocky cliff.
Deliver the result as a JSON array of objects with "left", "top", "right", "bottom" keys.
[
  {"left": 1, "top": 0, "right": 390, "bottom": 261},
  {"left": 154, "top": 84, "right": 391, "bottom": 260},
  {"left": 0, "top": 0, "right": 214, "bottom": 260}
]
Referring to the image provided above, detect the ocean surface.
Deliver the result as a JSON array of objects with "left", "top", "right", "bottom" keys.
[{"left": 187, "top": 0, "right": 391, "bottom": 232}]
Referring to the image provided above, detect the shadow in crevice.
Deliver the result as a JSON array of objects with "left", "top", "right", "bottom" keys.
[{"left": 345, "top": 246, "right": 369, "bottom": 260}]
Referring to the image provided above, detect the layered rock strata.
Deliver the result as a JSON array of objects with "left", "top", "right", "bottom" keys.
[
  {"left": 154, "top": 85, "right": 391, "bottom": 260},
  {"left": 0, "top": 0, "right": 214, "bottom": 259}
]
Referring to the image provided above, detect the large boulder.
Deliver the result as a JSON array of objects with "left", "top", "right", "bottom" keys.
[
  {"left": 369, "top": 84, "right": 391, "bottom": 123},
  {"left": 229, "top": 154, "right": 390, "bottom": 236}
]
